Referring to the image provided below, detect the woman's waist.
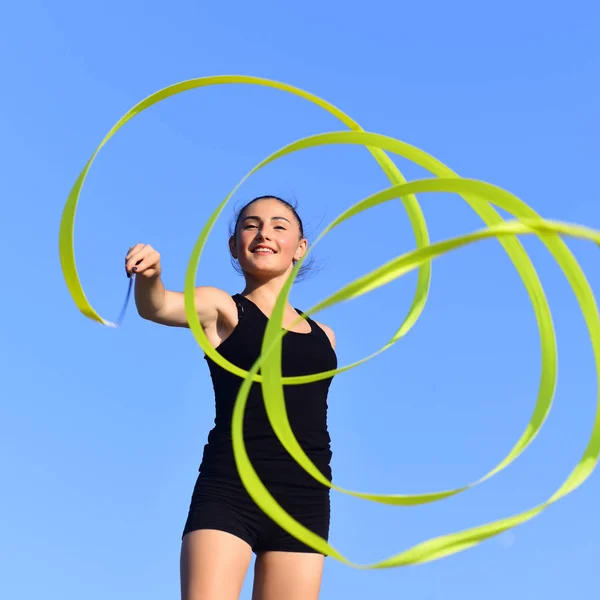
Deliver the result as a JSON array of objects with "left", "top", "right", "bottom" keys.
[
  {"left": 206, "top": 425, "right": 331, "bottom": 454},
  {"left": 199, "top": 435, "right": 332, "bottom": 483}
]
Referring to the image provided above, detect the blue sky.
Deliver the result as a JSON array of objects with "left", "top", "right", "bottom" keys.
[{"left": 1, "top": 1, "right": 599, "bottom": 598}]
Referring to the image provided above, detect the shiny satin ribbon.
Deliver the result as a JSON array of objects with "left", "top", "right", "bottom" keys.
[{"left": 59, "top": 75, "right": 600, "bottom": 568}]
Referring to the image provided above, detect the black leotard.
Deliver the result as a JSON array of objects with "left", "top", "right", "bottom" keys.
[{"left": 182, "top": 293, "right": 337, "bottom": 553}]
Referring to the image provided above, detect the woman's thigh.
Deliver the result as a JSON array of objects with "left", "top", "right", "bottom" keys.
[
  {"left": 180, "top": 529, "right": 253, "bottom": 600},
  {"left": 251, "top": 551, "right": 325, "bottom": 600}
]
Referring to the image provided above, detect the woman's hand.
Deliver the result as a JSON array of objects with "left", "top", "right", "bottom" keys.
[{"left": 125, "top": 243, "right": 162, "bottom": 279}]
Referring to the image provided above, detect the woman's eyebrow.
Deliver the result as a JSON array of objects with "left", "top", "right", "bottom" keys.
[{"left": 243, "top": 215, "right": 291, "bottom": 223}]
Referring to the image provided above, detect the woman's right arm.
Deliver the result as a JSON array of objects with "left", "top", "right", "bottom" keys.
[{"left": 126, "top": 243, "right": 230, "bottom": 328}]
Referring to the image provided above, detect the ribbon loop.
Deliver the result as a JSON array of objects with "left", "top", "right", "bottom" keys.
[{"left": 60, "top": 76, "right": 600, "bottom": 569}]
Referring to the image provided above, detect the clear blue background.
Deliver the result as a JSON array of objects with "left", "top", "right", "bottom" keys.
[{"left": 1, "top": 1, "right": 599, "bottom": 598}]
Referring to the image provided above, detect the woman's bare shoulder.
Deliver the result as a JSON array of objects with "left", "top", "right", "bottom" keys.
[{"left": 194, "top": 286, "right": 238, "bottom": 321}]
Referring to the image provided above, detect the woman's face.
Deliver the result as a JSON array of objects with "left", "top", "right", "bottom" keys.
[{"left": 230, "top": 198, "right": 307, "bottom": 278}]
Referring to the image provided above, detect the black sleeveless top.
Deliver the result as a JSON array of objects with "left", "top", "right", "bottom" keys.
[{"left": 198, "top": 293, "right": 338, "bottom": 488}]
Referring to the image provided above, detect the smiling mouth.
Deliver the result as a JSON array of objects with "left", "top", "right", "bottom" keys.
[{"left": 251, "top": 248, "right": 276, "bottom": 254}]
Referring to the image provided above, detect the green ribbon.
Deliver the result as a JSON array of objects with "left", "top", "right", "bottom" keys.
[{"left": 59, "top": 75, "right": 600, "bottom": 568}]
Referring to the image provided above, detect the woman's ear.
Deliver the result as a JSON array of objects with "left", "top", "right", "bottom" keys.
[
  {"left": 228, "top": 235, "right": 237, "bottom": 259},
  {"left": 294, "top": 238, "right": 308, "bottom": 262}
]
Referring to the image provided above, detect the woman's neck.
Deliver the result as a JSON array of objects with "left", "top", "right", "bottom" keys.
[{"left": 241, "top": 274, "right": 294, "bottom": 311}]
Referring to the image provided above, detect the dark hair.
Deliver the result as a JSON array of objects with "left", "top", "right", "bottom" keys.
[{"left": 228, "top": 195, "right": 316, "bottom": 281}]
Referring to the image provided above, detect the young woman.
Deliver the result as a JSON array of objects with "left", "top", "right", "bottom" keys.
[{"left": 125, "top": 196, "right": 337, "bottom": 600}]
